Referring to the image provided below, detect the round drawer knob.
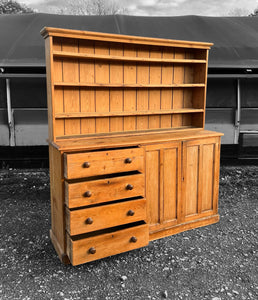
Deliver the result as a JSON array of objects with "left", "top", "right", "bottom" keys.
[
  {"left": 130, "top": 236, "right": 137, "bottom": 243},
  {"left": 126, "top": 184, "right": 134, "bottom": 190},
  {"left": 124, "top": 157, "right": 132, "bottom": 164},
  {"left": 84, "top": 191, "right": 92, "bottom": 197},
  {"left": 127, "top": 210, "right": 135, "bottom": 216},
  {"left": 85, "top": 217, "right": 93, "bottom": 224},
  {"left": 89, "top": 247, "right": 96, "bottom": 254},
  {"left": 83, "top": 162, "right": 90, "bottom": 168}
]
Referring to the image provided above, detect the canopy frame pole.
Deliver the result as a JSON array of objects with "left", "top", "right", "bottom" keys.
[
  {"left": 234, "top": 78, "right": 241, "bottom": 144},
  {"left": 6, "top": 78, "right": 15, "bottom": 146}
]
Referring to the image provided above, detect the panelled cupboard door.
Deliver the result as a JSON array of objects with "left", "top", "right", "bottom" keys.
[
  {"left": 145, "top": 142, "right": 182, "bottom": 233},
  {"left": 181, "top": 137, "right": 221, "bottom": 222}
]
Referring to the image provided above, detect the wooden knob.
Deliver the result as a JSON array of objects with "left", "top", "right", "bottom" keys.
[
  {"left": 89, "top": 247, "right": 96, "bottom": 254},
  {"left": 84, "top": 191, "right": 92, "bottom": 197},
  {"left": 130, "top": 236, "right": 137, "bottom": 243},
  {"left": 127, "top": 210, "right": 135, "bottom": 216},
  {"left": 124, "top": 157, "right": 132, "bottom": 164},
  {"left": 83, "top": 162, "right": 90, "bottom": 168},
  {"left": 85, "top": 217, "right": 93, "bottom": 224},
  {"left": 126, "top": 184, "right": 134, "bottom": 190}
]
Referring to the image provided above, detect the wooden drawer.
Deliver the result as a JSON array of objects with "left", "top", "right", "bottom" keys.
[
  {"left": 66, "top": 223, "right": 149, "bottom": 265},
  {"left": 64, "top": 148, "right": 144, "bottom": 179},
  {"left": 65, "top": 173, "right": 145, "bottom": 208},
  {"left": 66, "top": 198, "right": 146, "bottom": 236}
]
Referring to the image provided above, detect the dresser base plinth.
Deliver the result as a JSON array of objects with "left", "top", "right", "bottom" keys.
[{"left": 149, "top": 214, "right": 220, "bottom": 241}]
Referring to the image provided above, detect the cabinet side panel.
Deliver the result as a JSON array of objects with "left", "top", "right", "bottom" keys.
[
  {"left": 53, "top": 38, "right": 64, "bottom": 137},
  {"left": 45, "top": 37, "right": 54, "bottom": 141},
  {"left": 185, "top": 145, "right": 199, "bottom": 216},
  {"left": 201, "top": 143, "right": 215, "bottom": 212},
  {"left": 146, "top": 150, "right": 160, "bottom": 227},
  {"left": 163, "top": 148, "right": 178, "bottom": 221},
  {"left": 49, "top": 146, "right": 66, "bottom": 258}
]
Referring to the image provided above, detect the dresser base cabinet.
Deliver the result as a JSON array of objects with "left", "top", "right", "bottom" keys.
[{"left": 48, "top": 132, "right": 221, "bottom": 265}]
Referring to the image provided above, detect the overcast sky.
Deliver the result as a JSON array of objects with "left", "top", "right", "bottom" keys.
[{"left": 20, "top": 0, "right": 258, "bottom": 16}]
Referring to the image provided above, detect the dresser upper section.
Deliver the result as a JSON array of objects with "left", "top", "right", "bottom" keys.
[{"left": 41, "top": 27, "right": 213, "bottom": 143}]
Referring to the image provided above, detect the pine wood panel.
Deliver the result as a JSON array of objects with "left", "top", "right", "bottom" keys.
[
  {"left": 149, "top": 47, "right": 162, "bottom": 129},
  {"left": 61, "top": 39, "right": 80, "bottom": 136},
  {"left": 182, "top": 137, "right": 221, "bottom": 222},
  {"left": 173, "top": 49, "right": 185, "bottom": 128},
  {"left": 145, "top": 142, "right": 181, "bottom": 232},
  {"left": 124, "top": 45, "right": 137, "bottom": 131},
  {"left": 45, "top": 36, "right": 54, "bottom": 141},
  {"left": 95, "top": 41, "right": 110, "bottom": 133},
  {"left": 163, "top": 148, "right": 178, "bottom": 223},
  {"left": 109, "top": 45, "right": 124, "bottom": 132},
  {"left": 66, "top": 198, "right": 146, "bottom": 235},
  {"left": 161, "top": 48, "right": 174, "bottom": 128},
  {"left": 145, "top": 150, "right": 160, "bottom": 227},
  {"left": 42, "top": 27, "right": 213, "bottom": 49},
  {"left": 136, "top": 48, "right": 149, "bottom": 130},
  {"left": 66, "top": 223, "right": 149, "bottom": 265},
  {"left": 53, "top": 50, "right": 207, "bottom": 64},
  {"left": 202, "top": 143, "right": 215, "bottom": 211},
  {"left": 64, "top": 147, "right": 144, "bottom": 179},
  {"left": 53, "top": 38, "right": 64, "bottom": 137},
  {"left": 54, "top": 129, "right": 223, "bottom": 152},
  {"left": 79, "top": 40, "right": 96, "bottom": 134},
  {"left": 65, "top": 173, "right": 145, "bottom": 208},
  {"left": 48, "top": 145, "right": 69, "bottom": 263},
  {"left": 184, "top": 144, "right": 199, "bottom": 216}
]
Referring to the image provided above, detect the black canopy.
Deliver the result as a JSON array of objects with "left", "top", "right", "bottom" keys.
[{"left": 1, "top": 13, "right": 258, "bottom": 68}]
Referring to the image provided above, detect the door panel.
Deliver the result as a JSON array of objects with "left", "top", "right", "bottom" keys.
[
  {"left": 185, "top": 145, "right": 199, "bottom": 216},
  {"left": 146, "top": 150, "right": 160, "bottom": 227},
  {"left": 182, "top": 137, "right": 220, "bottom": 222},
  {"left": 145, "top": 142, "right": 181, "bottom": 233},
  {"left": 163, "top": 148, "right": 178, "bottom": 222},
  {"left": 202, "top": 143, "right": 215, "bottom": 212}
]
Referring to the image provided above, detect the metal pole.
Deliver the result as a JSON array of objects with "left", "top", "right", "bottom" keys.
[
  {"left": 6, "top": 78, "right": 15, "bottom": 146},
  {"left": 234, "top": 78, "right": 241, "bottom": 144}
]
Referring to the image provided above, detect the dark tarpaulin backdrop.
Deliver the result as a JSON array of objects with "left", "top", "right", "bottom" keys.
[{"left": 1, "top": 13, "right": 258, "bottom": 68}]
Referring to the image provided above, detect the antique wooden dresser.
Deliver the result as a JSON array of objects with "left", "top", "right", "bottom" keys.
[{"left": 41, "top": 27, "right": 223, "bottom": 265}]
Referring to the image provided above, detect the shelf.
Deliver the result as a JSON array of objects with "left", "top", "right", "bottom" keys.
[
  {"left": 54, "top": 82, "right": 205, "bottom": 88},
  {"left": 55, "top": 109, "right": 204, "bottom": 119},
  {"left": 53, "top": 51, "right": 207, "bottom": 64}
]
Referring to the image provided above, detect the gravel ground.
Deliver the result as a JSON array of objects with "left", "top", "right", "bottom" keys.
[{"left": 0, "top": 164, "right": 257, "bottom": 300}]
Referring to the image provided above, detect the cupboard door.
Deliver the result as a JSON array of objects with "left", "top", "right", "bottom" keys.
[
  {"left": 145, "top": 142, "right": 181, "bottom": 233},
  {"left": 182, "top": 137, "right": 221, "bottom": 222}
]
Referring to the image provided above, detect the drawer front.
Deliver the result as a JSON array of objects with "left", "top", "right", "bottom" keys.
[
  {"left": 65, "top": 173, "right": 145, "bottom": 208},
  {"left": 64, "top": 148, "right": 144, "bottom": 179},
  {"left": 66, "top": 223, "right": 149, "bottom": 265},
  {"left": 66, "top": 198, "right": 146, "bottom": 236}
]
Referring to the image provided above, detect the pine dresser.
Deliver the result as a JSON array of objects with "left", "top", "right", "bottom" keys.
[{"left": 41, "top": 27, "right": 223, "bottom": 265}]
